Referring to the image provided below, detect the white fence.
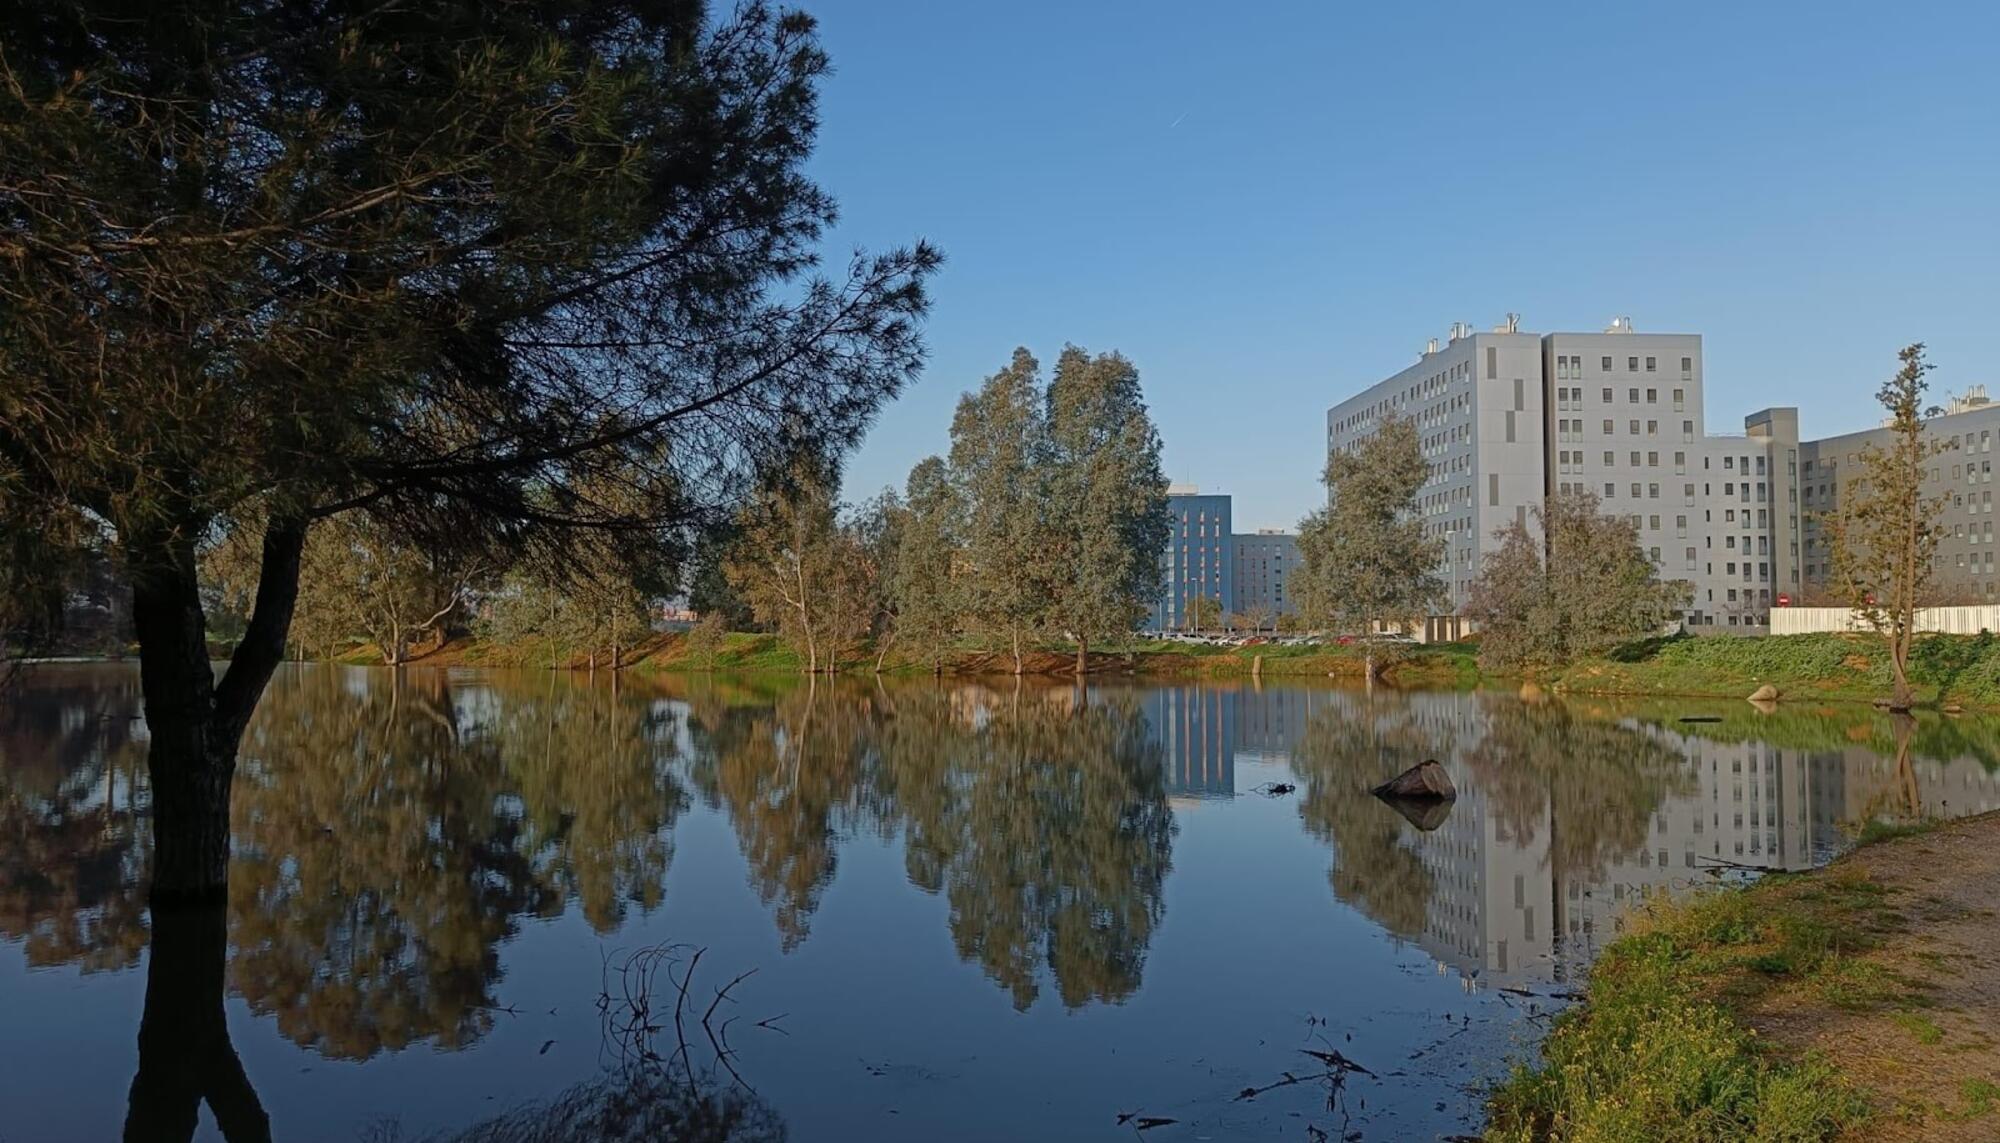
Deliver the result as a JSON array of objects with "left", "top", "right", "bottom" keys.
[{"left": 1769, "top": 605, "right": 2000, "bottom": 636}]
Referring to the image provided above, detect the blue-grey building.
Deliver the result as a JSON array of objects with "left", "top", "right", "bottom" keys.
[
  {"left": 1150, "top": 486, "right": 1233, "bottom": 631},
  {"left": 1232, "top": 529, "right": 1300, "bottom": 622}
]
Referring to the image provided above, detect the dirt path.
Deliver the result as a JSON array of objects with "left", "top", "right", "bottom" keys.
[{"left": 1748, "top": 813, "right": 2000, "bottom": 1141}]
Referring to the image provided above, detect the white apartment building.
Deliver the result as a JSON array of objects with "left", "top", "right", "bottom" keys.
[{"left": 1329, "top": 317, "right": 1803, "bottom": 632}]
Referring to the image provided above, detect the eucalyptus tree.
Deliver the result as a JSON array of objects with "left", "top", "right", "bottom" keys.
[
  {"left": 893, "top": 457, "right": 964, "bottom": 674},
  {"left": 1042, "top": 347, "right": 1169, "bottom": 674},
  {"left": 948, "top": 350, "right": 1050, "bottom": 674},
  {"left": 0, "top": 1, "right": 935, "bottom": 898},
  {"left": 1825, "top": 344, "right": 1949, "bottom": 710},
  {"left": 1295, "top": 414, "right": 1443, "bottom": 678},
  {"left": 724, "top": 463, "right": 874, "bottom": 674}
]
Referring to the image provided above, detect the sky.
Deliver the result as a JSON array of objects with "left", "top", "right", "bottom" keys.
[{"left": 799, "top": 0, "right": 2000, "bottom": 530}]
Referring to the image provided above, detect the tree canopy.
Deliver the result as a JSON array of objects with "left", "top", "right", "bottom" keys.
[
  {"left": 1466, "top": 489, "right": 1691, "bottom": 669},
  {"left": 0, "top": 0, "right": 936, "bottom": 896}
]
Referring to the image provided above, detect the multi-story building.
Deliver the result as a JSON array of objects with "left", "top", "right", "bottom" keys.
[
  {"left": 1232, "top": 529, "right": 1299, "bottom": 622},
  {"left": 1150, "top": 486, "right": 1234, "bottom": 631},
  {"left": 1328, "top": 317, "right": 1804, "bottom": 632},
  {"left": 1800, "top": 387, "right": 2000, "bottom": 603}
]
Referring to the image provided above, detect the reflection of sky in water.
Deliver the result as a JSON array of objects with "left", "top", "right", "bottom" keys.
[{"left": 2, "top": 666, "right": 1998, "bottom": 1141}]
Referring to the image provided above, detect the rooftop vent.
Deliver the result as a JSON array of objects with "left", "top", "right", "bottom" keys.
[
  {"left": 1493, "top": 312, "right": 1521, "bottom": 334},
  {"left": 1423, "top": 337, "right": 1441, "bottom": 356},
  {"left": 1606, "top": 315, "right": 1635, "bottom": 334},
  {"left": 1167, "top": 483, "right": 1200, "bottom": 496}
]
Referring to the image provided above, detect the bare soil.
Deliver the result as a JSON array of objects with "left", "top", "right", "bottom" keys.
[{"left": 1748, "top": 813, "right": 2000, "bottom": 1141}]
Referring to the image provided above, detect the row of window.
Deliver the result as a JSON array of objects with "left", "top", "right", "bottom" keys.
[
  {"left": 1552, "top": 354, "right": 1694, "bottom": 379},
  {"left": 1552, "top": 386, "right": 1688, "bottom": 411},
  {"left": 1554, "top": 418, "right": 1698, "bottom": 442}
]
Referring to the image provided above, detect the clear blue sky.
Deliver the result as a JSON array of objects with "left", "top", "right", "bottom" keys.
[{"left": 804, "top": 0, "right": 2000, "bottom": 530}]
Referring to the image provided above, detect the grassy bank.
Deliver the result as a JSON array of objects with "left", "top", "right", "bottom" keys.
[
  {"left": 1486, "top": 813, "right": 2000, "bottom": 1142},
  {"left": 1556, "top": 632, "right": 2000, "bottom": 711},
  {"left": 346, "top": 631, "right": 1487, "bottom": 684}
]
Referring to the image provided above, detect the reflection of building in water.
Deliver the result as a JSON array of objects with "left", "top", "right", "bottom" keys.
[
  {"left": 1553, "top": 730, "right": 2000, "bottom": 969},
  {"left": 1141, "top": 687, "right": 1237, "bottom": 799},
  {"left": 1141, "top": 686, "right": 1330, "bottom": 800},
  {"left": 1282, "top": 693, "right": 2000, "bottom": 989}
]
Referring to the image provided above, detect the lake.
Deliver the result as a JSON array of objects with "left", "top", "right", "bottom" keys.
[{"left": 4, "top": 665, "right": 1997, "bottom": 1142}]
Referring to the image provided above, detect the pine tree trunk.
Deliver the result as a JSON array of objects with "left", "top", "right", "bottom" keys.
[{"left": 131, "top": 519, "right": 302, "bottom": 904}]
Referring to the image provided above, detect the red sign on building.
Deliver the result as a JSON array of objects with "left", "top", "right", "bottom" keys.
[{"left": 1776, "top": 593, "right": 1792, "bottom": 607}]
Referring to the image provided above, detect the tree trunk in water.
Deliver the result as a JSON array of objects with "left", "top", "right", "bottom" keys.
[
  {"left": 1074, "top": 636, "right": 1087, "bottom": 677},
  {"left": 125, "top": 900, "right": 272, "bottom": 1142},
  {"left": 1011, "top": 629, "right": 1024, "bottom": 676},
  {"left": 131, "top": 519, "right": 304, "bottom": 905}
]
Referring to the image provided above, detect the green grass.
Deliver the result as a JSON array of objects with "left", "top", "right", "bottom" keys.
[
  {"left": 1484, "top": 868, "right": 1899, "bottom": 1142},
  {"left": 1959, "top": 1078, "right": 2000, "bottom": 1118},
  {"left": 1891, "top": 1011, "right": 1945, "bottom": 1046},
  {"left": 1557, "top": 631, "right": 2000, "bottom": 711}
]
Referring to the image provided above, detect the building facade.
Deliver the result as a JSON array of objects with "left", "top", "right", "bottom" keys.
[
  {"left": 1232, "top": 530, "right": 1299, "bottom": 623},
  {"left": 1328, "top": 317, "right": 1805, "bottom": 632},
  {"left": 1800, "top": 388, "right": 2000, "bottom": 604},
  {"left": 1151, "top": 487, "right": 1234, "bottom": 631}
]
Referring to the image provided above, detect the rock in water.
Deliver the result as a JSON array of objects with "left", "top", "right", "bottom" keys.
[
  {"left": 1371, "top": 759, "right": 1456, "bottom": 801},
  {"left": 1748, "top": 684, "right": 1779, "bottom": 702}
]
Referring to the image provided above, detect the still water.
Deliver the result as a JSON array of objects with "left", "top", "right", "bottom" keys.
[{"left": 4, "top": 665, "right": 1998, "bottom": 1141}]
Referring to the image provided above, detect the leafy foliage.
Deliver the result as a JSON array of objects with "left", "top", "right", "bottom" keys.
[
  {"left": 1467, "top": 489, "right": 1692, "bottom": 669},
  {"left": 1296, "top": 413, "right": 1444, "bottom": 663}
]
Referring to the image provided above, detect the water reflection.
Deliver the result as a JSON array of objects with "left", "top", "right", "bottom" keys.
[
  {"left": 686, "top": 679, "right": 1175, "bottom": 1009},
  {"left": 5, "top": 668, "right": 2000, "bottom": 1138}
]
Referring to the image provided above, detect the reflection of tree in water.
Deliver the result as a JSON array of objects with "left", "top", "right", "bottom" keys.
[
  {"left": 681, "top": 677, "right": 1177, "bottom": 1010},
  {"left": 1465, "top": 695, "right": 1692, "bottom": 884},
  {"left": 875, "top": 684, "right": 1176, "bottom": 1010},
  {"left": 229, "top": 668, "right": 558, "bottom": 1058},
  {"left": 685, "top": 679, "right": 875, "bottom": 951},
  {"left": 1289, "top": 693, "right": 1692, "bottom": 939},
  {"left": 0, "top": 666, "right": 694, "bottom": 1061},
  {"left": 1289, "top": 696, "right": 1453, "bottom": 940},
  {"left": 489, "top": 674, "right": 688, "bottom": 934},
  {"left": 0, "top": 670, "right": 152, "bottom": 971}
]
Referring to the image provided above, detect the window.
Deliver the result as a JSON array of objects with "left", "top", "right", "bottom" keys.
[
  {"left": 1628, "top": 387, "right": 1639, "bottom": 402},
  {"left": 1601, "top": 356, "right": 1613, "bottom": 371},
  {"left": 1672, "top": 388, "right": 1685, "bottom": 410},
  {"left": 1647, "top": 420, "right": 1658, "bottom": 436},
  {"left": 1680, "top": 356, "right": 1692, "bottom": 374},
  {"left": 1603, "top": 418, "right": 1615, "bottom": 434},
  {"left": 1682, "top": 420, "right": 1694, "bottom": 442},
  {"left": 1604, "top": 483, "right": 1616, "bottom": 499},
  {"left": 1602, "top": 450, "right": 1614, "bottom": 465},
  {"left": 1629, "top": 419, "right": 1640, "bottom": 434},
  {"left": 1646, "top": 388, "right": 1657, "bottom": 403},
  {"left": 1677, "top": 515, "right": 1688, "bottom": 537},
  {"left": 1631, "top": 482, "right": 1642, "bottom": 498},
  {"left": 1646, "top": 356, "right": 1657, "bottom": 372},
  {"left": 1628, "top": 356, "right": 1639, "bottom": 371},
  {"left": 1601, "top": 387, "right": 1612, "bottom": 403},
  {"left": 1649, "top": 483, "right": 1660, "bottom": 499},
  {"left": 1630, "top": 451, "right": 1641, "bottom": 466}
]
